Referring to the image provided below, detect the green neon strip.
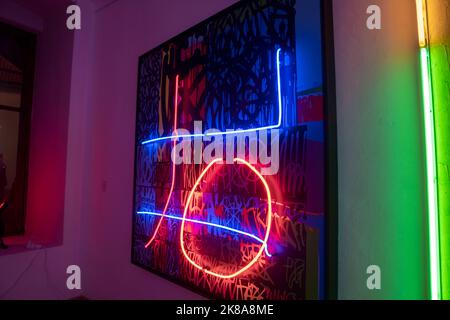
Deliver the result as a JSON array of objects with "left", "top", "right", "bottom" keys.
[
  {"left": 420, "top": 47, "right": 441, "bottom": 300},
  {"left": 429, "top": 43, "right": 450, "bottom": 300}
]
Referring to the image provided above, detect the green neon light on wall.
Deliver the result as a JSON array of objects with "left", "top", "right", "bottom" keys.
[{"left": 419, "top": 47, "right": 441, "bottom": 300}]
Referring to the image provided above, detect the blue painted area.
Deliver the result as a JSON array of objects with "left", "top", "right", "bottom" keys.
[
  {"left": 296, "top": 0, "right": 323, "bottom": 92},
  {"left": 305, "top": 121, "right": 324, "bottom": 142}
]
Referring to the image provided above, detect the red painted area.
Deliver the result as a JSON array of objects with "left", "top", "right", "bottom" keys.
[
  {"left": 304, "top": 139, "right": 324, "bottom": 214},
  {"left": 297, "top": 94, "right": 323, "bottom": 123}
]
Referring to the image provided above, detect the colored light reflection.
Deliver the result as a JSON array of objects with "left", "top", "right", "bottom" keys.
[{"left": 430, "top": 40, "right": 450, "bottom": 302}]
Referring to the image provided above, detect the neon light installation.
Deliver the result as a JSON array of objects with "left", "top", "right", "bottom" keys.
[
  {"left": 141, "top": 48, "right": 283, "bottom": 145},
  {"left": 180, "top": 157, "right": 273, "bottom": 279},
  {"left": 138, "top": 211, "right": 272, "bottom": 257},
  {"left": 415, "top": 0, "right": 441, "bottom": 300}
]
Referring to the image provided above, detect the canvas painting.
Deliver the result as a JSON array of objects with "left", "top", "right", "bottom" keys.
[{"left": 132, "top": 0, "right": 330, "bottom": 300}]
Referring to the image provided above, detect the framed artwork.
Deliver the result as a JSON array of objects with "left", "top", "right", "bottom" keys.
[{"left": 132, "top": 0, "right": 337, "bottom": 300}]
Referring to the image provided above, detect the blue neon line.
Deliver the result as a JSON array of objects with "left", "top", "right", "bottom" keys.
[
  {"left": 142, "top": 133, "right": 204, "bottom": 144},
  {"left": 141, "top": 48, "right": 283, "bottom": 145},
  {"left": 276, "top": 47, "right": 282, "bottom": 127},
  {"left": 137, "top": 211, "right": 272, "bottom": 257}
]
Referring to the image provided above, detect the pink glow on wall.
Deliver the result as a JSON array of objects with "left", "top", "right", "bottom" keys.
[{"left": 25, "top": 14, "right": 73, "bottom": 245}]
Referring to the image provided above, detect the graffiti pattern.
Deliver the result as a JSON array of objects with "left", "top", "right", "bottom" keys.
[{"left": 132, "top": 0, "right": 325, "bottom": 300}]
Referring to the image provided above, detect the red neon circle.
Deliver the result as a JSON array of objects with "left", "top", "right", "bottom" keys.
[{"left": 180, "top": 157, "right": 273, "bottom": 279}]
